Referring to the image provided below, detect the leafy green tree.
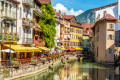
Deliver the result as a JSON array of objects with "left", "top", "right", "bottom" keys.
[{"left": 39, "top": 2, "right": 56, "bottom": 48}]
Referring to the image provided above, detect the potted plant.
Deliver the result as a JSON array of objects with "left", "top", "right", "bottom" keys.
[
  {"left": 31, "top": 57, "right": 37, "bottom": 65},
  {"left": 27, "top": 18, "right": 30, "bottom": 21},
  {"left": 51, "top": 54, "right": 55, "bottom": 60},
  {"left": 31, "top": 20, "right": 34, "bottom": 23},
  {"left": 47, "top": 55, "right": 52, "bottom": 63},
  {"left": 22, "top": 18, "right": 26, "bottom": 20},
  {"left": 41, "top": 55, "right": 46, "bottom": 64},
  {"left": 17, "top": 37, "right": 20, "bottom": 41},
  {"left": 11, "top": 58, "right": 20, "bottom": 69}
]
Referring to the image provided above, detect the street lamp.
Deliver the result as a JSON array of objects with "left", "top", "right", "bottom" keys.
[
  {"left": 8, "top": 38, "right": 12, "bottom": 77},
  {"left": 8, "top": 39, "right": 12, "bottom": 68}
]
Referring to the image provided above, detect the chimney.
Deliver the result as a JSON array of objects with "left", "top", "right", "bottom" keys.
[
  {"left": 104, "top": 11, "right": 107, "bottom": 17},
  {"left": 64, "top": 13, "right": 66, "bottom": 16},
  {"left": 59, "top": 10, "right": 61, "bottom": 14}
]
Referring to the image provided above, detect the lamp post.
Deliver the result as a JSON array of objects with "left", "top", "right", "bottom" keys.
[{"left": 8, "top": 38, "right": 12, "bottom": 77}]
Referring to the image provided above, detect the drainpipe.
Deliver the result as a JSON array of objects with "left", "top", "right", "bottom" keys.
[
  {"left": 16, "top": 5, "right": 17, "bottom": 35},
  {"left": 105, "top": 22, "right": 107, "bottom": 65}
]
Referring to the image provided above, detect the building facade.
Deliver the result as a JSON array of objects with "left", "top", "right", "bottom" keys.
[
  {"left": 55, "top": 11, "right": 71, "bottom": 49},
  {"left": 0, "top": 0, "right": 50, "bottom": 64},
  {"left": 62, "top": 14, "right": 83, "bottom": 50},
  {"left": 81, "top": 23, "right": 94, "bottom": 51},
  {"left": 92, "top": 13, "right": 117, "bottom": 63}
]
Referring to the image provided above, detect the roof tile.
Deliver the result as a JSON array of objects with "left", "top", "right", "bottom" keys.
[{"left": 39, "top": 0, "right": 50, "bottom": 4}]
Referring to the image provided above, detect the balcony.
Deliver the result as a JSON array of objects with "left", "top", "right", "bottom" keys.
[
  {"left": 9, "top": 0, "right": 20, "bottom": 4},
  {"left": 34, "top": 22, "right": 41, "bottom": 30},
  {"left": 22, "top": 18, "right": 34, "bottom": 28},
  {"left": 22, "top": 0, "right": 34, "bottom": 8},
  {"left": 0, "top": 33, "right": 18, "bottom": 42},
  {"left": 22, "top": 38, "right": 33, "bottom": 44},
  {"left": 33, "top": 4, "right": 42, "bottom": 17},
  {"left": 1, "top": 8, "right": 16, "bottom": 21}
]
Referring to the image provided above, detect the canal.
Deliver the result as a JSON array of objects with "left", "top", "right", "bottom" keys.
[{"left": 16, "top": 61, "right": 120, "bottom": 80}]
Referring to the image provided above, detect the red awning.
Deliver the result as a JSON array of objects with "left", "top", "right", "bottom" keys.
[{"left": 66, "top": 47, "right": 75, "bottom": 51}]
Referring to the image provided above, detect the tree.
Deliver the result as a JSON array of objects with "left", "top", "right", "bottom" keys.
[{"left": 39, "top": 2, "right": 56, "bottom": 48}]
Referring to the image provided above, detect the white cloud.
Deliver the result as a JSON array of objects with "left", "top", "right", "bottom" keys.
[{"left": 54, "top": 3, "right": 83, "bottom": 16}]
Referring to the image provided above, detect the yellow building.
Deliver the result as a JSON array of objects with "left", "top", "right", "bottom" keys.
[
  {"left": 70, "top": 24, "right": 83, "bottom": 50},
  {"left": 62, "top": 14, "right": 83, "bottom": 51}
]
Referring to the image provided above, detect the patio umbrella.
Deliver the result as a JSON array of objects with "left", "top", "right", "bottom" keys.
[{"left": 1, "top": 49, "right": 14, "bottom": 53}]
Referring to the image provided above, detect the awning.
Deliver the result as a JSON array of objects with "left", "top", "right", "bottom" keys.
[
  {"left": 22, "top": 47, "right": 41, "bottom": 52},
  {"left": 37, "top": 46, "right": 50, "bottom": 51},
  {"left": 4, "top": 44, "right": 41, "bottom": 52},
  {"left": 4, "top": 44, "right": 27, "bottom": 52},
  {"left": 66, "top": 47, "right": 75, "bottom": 51},
  {"left": 72, "top": 47, "right": 83, "bottom": 50},
  {"left": 61, "top": 48, "right": 66, "bottom": 50},
  {"left": 1, "top": 49, "right": 14, "bottom": 53}
]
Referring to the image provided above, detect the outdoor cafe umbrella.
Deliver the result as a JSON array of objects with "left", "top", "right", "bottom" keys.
[{"left": 0, "top": 49, "right": 14, "bottom": 53}]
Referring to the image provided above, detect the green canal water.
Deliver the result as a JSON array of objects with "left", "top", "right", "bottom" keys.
[{"left": 16, "top": 61, "right": 120, "bottom": 80}]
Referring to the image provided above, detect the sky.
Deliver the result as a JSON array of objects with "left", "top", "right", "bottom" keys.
[{"left": 51, "top": 0, "right": 118, "bottom": 16}]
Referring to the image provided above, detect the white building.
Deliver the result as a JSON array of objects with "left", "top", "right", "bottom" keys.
[
  {"left": 92, "top": 1, "right": 119, "bottom": 31},
  {"left": 55, "top": 23, "right": 60, "bottom": 47},
  {"left": 17, "top": 0, "right": 34, "bottom": 45},
  {"left": 0, "top": 0, "right": 19, "bottom": 39}
]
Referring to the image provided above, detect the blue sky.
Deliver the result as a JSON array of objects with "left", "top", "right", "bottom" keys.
[{"left": 52, "top": 0, "right": 118, "bottom": 16}]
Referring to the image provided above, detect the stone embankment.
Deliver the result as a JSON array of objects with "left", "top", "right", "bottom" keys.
[{"left": 4, "top": 54, "right": 77, "bottom": 80}]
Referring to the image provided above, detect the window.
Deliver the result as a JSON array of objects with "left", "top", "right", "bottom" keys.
[
  {"left": 97, "top": 47, "right": 98, "bottom": 57},
  {"left": 109, "top": 24, "right": 114, "bottom": 30},
  {"left": 1, "top": 1, "right": 4, "bottom": 11},
  {"left": 20, "top": 7, "right": 22, "bottom": 19},
  {"left": 10, "top": 4, "right": 11, "bottom": 14},
  {"left": 109, "top": 48, "right": 112, "bottom": 54},
  {"left": 97, "top": 26, "right": 99, "bottom": 32},
  {"left": 11, "top": 23, "right": 13, "bottom": 34},
  {"left": 0, "top": 22, "right": 2, "bottom": 33},
  {"left": 109, "top": 35, "right": 112, "bottom": 40},
  {"left": 19, "top": 27, "right": 21, "bottom": 37},
  {"left": 35, "top": 37, "right": 38, "bottom": 40}
]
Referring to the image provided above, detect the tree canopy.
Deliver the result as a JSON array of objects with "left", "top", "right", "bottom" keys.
[{"left": 39, "top": 2, "right": 56, "bottom": 48}]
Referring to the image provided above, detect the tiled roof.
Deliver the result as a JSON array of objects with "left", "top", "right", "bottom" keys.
[
  {"left": 82, "top": 23, "right": 94, "bottom": 37},
  {"left": 99, "top": 14, "right": 117, "bottom": 21},
  {"left": 62, "top": 15, "right": 74, "bottom": 20},
  {"left": 81, "top": 23, "right": 94, "bottom": 33},
  {"left": 93, "top": 14, "right": 118, "bottom": 27},
  {"left": 39, "top": 0, "right": 50, "bottom": 4}
]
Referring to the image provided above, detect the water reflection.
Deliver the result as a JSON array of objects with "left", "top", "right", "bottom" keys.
[{"left": 17, "top": 62, "right": 120, "bottom": 80}]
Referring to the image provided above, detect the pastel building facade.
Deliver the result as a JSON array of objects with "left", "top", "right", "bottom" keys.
[
  {"left": 92, "top": 13, "right": 117, "bottom": 63},
  {"left": 17, "top": 0, "right": 34, "bottom": 45}
]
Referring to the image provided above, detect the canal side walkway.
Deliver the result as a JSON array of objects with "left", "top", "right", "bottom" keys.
[{"left": 4, "top": 54, "right": 77, "bottom": 80}]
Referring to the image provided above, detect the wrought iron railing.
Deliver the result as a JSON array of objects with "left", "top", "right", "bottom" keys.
[
  {"left": 34, "top": 4, "right": 42, "bottom": 14},
  {"left": 22, "top": 0, "right": 34, "bottom": 7}
]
